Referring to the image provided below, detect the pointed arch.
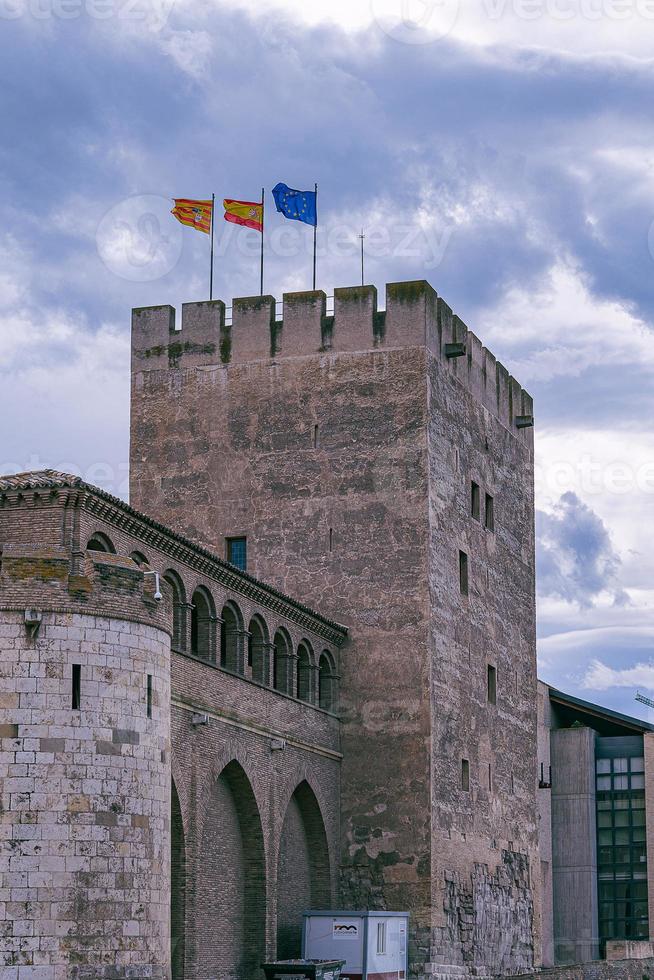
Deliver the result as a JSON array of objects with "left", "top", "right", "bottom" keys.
[
  {"left": 191, "top": 586, "right": 216, "bottom": 661},
  {"left": 276, "top": 780, "right": 331, "bottom": 958},
  {"left": 171, "top": 778, "right": 186, "bottom": 980},
  {"left": 319, "top": 651, "right": 337, "bottom": 711},
  {"left": 197, "top": 760, "right": 266, "bottom": 979},
  {"left": 296, "top": 640, "right": 314, "bottom": 703},
  {"left": 273, "top": 627, "right": 292, "bottom": 694},
  {"left": 164, "top": 570, "right": 187, "bottom": 653},
  {"left": 248, "top": 614, "right": 270, "bottom": 685},
  {"left": 220, "top": 600, "right": 244, "bottom": 673}
]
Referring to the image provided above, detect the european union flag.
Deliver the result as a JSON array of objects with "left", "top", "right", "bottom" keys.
[{"left": 272, "top": 182, "right": 317, "bottom": 227}]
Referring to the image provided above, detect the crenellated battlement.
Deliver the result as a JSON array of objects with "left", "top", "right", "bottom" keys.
[{"left": 132, "top": 280, "right": 534, "bottom": 440}]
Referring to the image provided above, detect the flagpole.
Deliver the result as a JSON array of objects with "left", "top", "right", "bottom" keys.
[
  {"left": 360, "top": 229, "right": 365, "bottom": 286},
  {"left": 312, "top": 183, "right": 318, "bottom": 291},
  {"left": 209, "top": 193, "right": 215, "bottom": 301},
  {"left": 260, "top": 187, "right": 265, "bottom": 297}
]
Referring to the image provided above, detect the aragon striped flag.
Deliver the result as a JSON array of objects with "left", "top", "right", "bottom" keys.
[
  {"left": 171, "top": 198, "right": 213, "bottom": 235},
  {"left": 223, "top": 198, "right": 263, "bottom": 232}
]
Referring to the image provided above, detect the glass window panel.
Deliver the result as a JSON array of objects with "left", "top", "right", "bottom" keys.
[
  {"left": 633, "top": 871, "right": 648, "bottom": 880},
  {"left": 633, "top": 827, "right": 646, "bottom": 843},
  {"left": 632, "top": 809, "right": 646, "bottom": 826},
  {"left": 634, "top": 847, "right": 647, "bottom": 863},
  {"left": 598, "top": 812, "right": 612, "bottom": 828},
  {"left": 598, "top": 847, "right": 614, "bottom": 864},
  {"left": 615, "top": 847, "right": 631, "bottom": 864},
  {"left": 634, "top": 882, "right": 648, "bottom": 900},
  {"left": 597, "top": 798, "right": 611, "bottom": 808},
  {"left": 597, "top": 759, "right": 611, "bottom": 774},
  {"left": 615, "top": 903, "right": 628, "bottom": 918},
  {"left": 614, "top": 795, "right": 630, "bottom": 807},
  {"left": 599, "top": 883, "right": 615, "bottom": 900},
  {"left": 614, "top": 758, "right": 628, "bottom": 773},
  {"left": 598, "top": 830, "right": 613, "bottom": 845},
  {"left": 631, "top": 774, "right": 645, "bottom": 790},
  {"left": 600, "top": 902, "right": 614, "bottom": 918},
  {"left": 615, "top": 828, "right": 629, "bottom": 845},
  {"left": 635, "top": 903, "right": 649, "bottom": 918},
  {"left": 632, "top": 792, "right": 646, "bottom": 807},
  {"left": 635, "top": 920, "right": 649, "bottom": 939},
  {"left": 597, "top": 776, "right": 611, "bottom": 790},
  {"left": 614, "top": 775, "right": 629, "bottom": 790},
  {"left": 631, "top": 757, "right": 645, "bottom": 773},
  {"left": 614, "top": 811, "right": 629, "bottom": 827}
]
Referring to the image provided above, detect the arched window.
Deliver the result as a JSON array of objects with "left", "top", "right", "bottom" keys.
[
  {"left": 164, "top": 571, "right": 187, "bottom": 653},
  {"left": 273, "top": 629, "right": 292, "bottom": 694},
  {"left": 191, "top": 588, "right": 216, "bottom": 661},
  {"left": 248, "top": 616, "right": 270, "bottom": 685},
  {"left": 130, "top": 551, "right": 149, "bottom": 567},
  {"left": 319, "top": 652, "right": 336, "bottom": 712},
  {"left": 220, "top": 601, "right": 244, "bottom": 673},
  {"left": 87, "top": 532, "right": 115, "bottom": 554},
  {"left": 296, "top": 642, "right": 314, "bottom": 703}
]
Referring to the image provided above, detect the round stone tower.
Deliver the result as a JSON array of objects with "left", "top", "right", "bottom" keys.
[{"left": 0, "top": 512, "right": 171, "bottom": 980}]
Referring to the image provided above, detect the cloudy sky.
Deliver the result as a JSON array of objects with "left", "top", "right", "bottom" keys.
[{"left": 2, "top": 0, "right": 654, "bottom": 718}]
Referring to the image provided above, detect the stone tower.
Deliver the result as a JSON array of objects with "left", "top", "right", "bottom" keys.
[
  {"left": 0, "top": 473, "right": 171, "bottom": 980},
  {"left": 130, "top": 280, "right": 540, "bottom": 977}
]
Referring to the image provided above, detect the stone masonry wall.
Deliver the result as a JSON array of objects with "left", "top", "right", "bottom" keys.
[
  {"left": 0, "top": 610, "right": 171, "bottom": 980},
  {"left": 129, "top": 280, "right": 538, "bottom": 978}
]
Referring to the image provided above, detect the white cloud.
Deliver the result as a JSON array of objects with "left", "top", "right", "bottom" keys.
[
  {"left": 582, "top": 657, "right": 654, "bottom": 691},
  {"left": 478, "top": 260, "right": 654, "bottom": 383}
]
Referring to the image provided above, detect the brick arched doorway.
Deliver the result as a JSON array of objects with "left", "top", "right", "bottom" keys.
[
  {"left": 277, "top": 781, "right": 331, "bottom": 958},
  {"left": 171, "top": 779, "right": 186, "bottom": 980},
  {"left": 197, "top": 761, "right": 266, "bottom": 979}
]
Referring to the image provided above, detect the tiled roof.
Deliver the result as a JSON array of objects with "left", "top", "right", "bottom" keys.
[{"left": 0, "top": 470, "right": 83, "bottom": 491}]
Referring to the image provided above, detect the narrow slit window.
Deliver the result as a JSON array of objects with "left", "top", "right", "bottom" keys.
[
  {"left": 313, "top": 424, "right": 319, "bottom": 448},
  {"left": 487, "top": 664, "right": 497, "bottom": 705},
  {"left": 459, "top": 551, "right": 469, "bottom": 596},
  {"left": 485, "top": 493, "right": 495, "bottom": 532},
  {"left": 146, "top": 675, "right": 152, "bottom": 719},
  {"left": 329, "top": 528, "right": 333, "bottom": 552},
  {"left": 376, "top": 921, "right": 387, "bottom": 955},
  {"left": 488, "top": 762, "right": 493, "bottom": 791},
  {"left": 72, "top": 664, "right": 81, "bottom": 710},
  {"left": 462, "top": 759, "right": 470, "bottom": 792},
  {"left": 471, "top": 481, "right": 480, "bottom": 521}
]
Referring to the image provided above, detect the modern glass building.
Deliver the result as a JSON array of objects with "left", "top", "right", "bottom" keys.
[{"left": 538, "top": 683, "right": 654, "bottom": 966}]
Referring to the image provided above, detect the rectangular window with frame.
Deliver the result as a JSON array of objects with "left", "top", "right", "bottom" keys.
[
  {"left": 459, "top": 551, "right": 469, "bottom": 596},
  {"left": 471, "top": 481, "right": 480, "bottom": 521},
  {"left": 461, "top": 758, "right": 470, "bottom": 792},
  {"left": 485, "top": 493, "right": 495, "bottom": 531},
  {"left": 487, "top": 664, "right": 497, "bottom": 705},
  {"left": 226, "top": 537, "right": 247, "bottom": 571}
]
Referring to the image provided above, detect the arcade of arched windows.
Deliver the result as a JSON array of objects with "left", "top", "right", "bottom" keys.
[{"left": 82, "top": 529, "right": 340, "bottom": 713}]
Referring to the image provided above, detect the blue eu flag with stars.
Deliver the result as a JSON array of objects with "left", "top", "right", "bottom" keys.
[{"left": 272, "top": 183, "right": 317, "bottom": 227}]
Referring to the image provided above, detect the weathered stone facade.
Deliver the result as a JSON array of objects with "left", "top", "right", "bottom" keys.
[
  {"left": 0, "top": 473, "right": 346, "bottom": 980},
  {"left": 130, "top": 280, "right": 540, "bottom": 977}
]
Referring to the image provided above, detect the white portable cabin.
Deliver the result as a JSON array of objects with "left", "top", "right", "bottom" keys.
[{"left": 302, "top": 910, "right": 409, "bottom": 980}]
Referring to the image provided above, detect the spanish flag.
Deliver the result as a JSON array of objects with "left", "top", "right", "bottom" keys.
[
  {"left": 223, "top": 198, "right": 263, "bottom": 232},
  {"left": 171, "top": 198, "right": 213, "bottom": 235}
]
